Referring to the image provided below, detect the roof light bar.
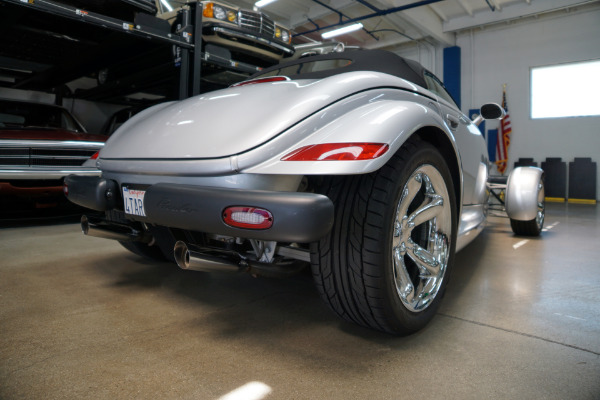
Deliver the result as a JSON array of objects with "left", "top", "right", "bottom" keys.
[
  {"left": 321, "top": 23, "right": 363, "bottom": 39},
  {"left": 159, "top": 0, "right": 173, "bottom": 12}
]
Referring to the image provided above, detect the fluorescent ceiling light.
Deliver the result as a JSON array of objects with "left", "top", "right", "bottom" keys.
[
  {"left": 255, "top": 0, "right": 277, "bottom": 7},
  {"left": 321, "top": 23, "right": 363, "bottom": 39},
  {"left": 160, "top": 0, "right": 173, "bottom": 12}
]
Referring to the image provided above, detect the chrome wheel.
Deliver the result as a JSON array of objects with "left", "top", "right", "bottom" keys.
[
  {"left": 392, "top": 164, "right": 452, "bottom": 312},
  {"left": 536, "top": 182, "right": 545, "bottom": 231}
]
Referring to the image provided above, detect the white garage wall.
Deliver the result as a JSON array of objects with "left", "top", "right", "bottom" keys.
[{"left": 457, "top": 6, "right": 600, "bottom": 199}]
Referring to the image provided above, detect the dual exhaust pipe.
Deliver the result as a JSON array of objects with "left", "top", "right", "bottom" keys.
[
  {"left": 81, "top": 215, "right": 308, "bottom": 276},
  {"left": 80, "top": 215, "right": 241, "bottom": 272},
  {"left": 173, "top": 241, "right": 241, "bottom": 272},
  {"left": 81, "top": 215, "right": 151, "bottom": 243}
]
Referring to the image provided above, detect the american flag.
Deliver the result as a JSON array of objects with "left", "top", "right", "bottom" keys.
[{"left": 495, "top": 86, "right": 511, "bottom": 175}]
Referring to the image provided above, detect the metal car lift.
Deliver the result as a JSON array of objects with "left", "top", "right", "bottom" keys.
[{"left": 0, "top": 0, "right": 263, "bottom": 102}]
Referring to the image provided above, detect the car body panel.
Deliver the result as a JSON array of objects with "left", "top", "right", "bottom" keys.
[
  {"left": 436, "top": 101, "right": 489, "bottom": 205},
  {"left": 101, "top": 72, "right": 434, "bottom": 160}
]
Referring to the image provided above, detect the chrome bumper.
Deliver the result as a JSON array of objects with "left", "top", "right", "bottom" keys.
[{"left": 0, "top": 167, "right": 102, "bottom": 180}]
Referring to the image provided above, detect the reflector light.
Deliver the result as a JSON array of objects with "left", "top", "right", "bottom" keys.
[
  {"left": 203, "top": 2, "right": 214, "bottom": 18},
  {"left": 231, "top": 76, "right": 289, "bottom": 87},
  {"left": 63, "top": 181, "right": 68, "bottom": 197},
  {"left": 91, "top": 151, "right": 99, "bottom": 160},
  {"left": 223, "top": 207, "right": 274, "bottom": 229},
  {"left": 281, "top": 143, "right": 389, "bottom": 161}
]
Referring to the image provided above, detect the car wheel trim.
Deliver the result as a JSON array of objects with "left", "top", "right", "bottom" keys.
[
  {"left": 536, "top": 182, "right": 545, "bottom": 231},
  {"left": 392, "top": 164, "right": 452, "bottom": 313}
]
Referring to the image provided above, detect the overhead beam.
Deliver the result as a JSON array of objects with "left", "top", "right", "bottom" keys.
[
  {"left": 374, "top": 0, "right": 453, "bottom": 45},
  {"left": 289, "top": 0, "right": 356, "bottom": 28},
  {"left": 444, "top": 0, "right": 596, "bottom": 32},
  {"left": 401, "top": 6, "right": 455, "bottom": 45},
  {"left": 293, "top": 0, "right": 444, "bottom": 36},
  {"left": 456, "top": 0, "right": 474, "bottom": 16},
  {"left": 428, "top": 3, "right": 448, "bottom": 21},
  {"left": 363, "top": 34, "right": 413, "bottom": 49}
]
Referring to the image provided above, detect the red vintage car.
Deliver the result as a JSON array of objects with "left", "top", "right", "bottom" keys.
[{"left": 0, "top": 98, "right": 106, "bottom": 208}]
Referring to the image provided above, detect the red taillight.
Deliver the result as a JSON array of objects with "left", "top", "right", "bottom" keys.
[
  {"left": 223, "top": 207, "right": 274, "bottom": 230},
  {"left": 231, "top": 76, "right": 289, "bottom": 87},
  {"left": 91, "top": 151, "right": 99, "bottom": 160},
  {"left": 63, "top": 181, "right": 68, "bottom": 197},
  {"left": 281, "top": 143, "right": 389, "bottom": 161}
]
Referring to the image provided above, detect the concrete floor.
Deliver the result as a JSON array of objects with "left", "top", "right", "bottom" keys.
[{"left": 1, "top": 203, "right": 599, "bottom": 399}]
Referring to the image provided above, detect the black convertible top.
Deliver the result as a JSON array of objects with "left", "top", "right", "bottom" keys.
[{"left": 252, "top": 49, "right": 427, "bottom": 88}]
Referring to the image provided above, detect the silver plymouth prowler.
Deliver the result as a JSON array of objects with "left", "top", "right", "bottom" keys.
[{"left": 65, "top": 49, "right": 544, "bottom": 334}]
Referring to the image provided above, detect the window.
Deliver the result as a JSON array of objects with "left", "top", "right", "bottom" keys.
[
  {"left": 0, "top": 100, "right": 84, "bottom": 132},
  {"left": 256, "top": 59, "right": 353, "bottom": 78},
  {"left": 423, "top": 71, "right": 458, "bottom": 108},
  {"left": 531, "top": 59, "right": 600, "bottom": 119}
]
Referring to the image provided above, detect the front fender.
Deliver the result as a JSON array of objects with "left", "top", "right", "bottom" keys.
[
  {"left": 241, "top": 95, "right": 457, "bottom": 176},
  {"left": 505, "top": 167, "right": 545, "bottom": 221}
]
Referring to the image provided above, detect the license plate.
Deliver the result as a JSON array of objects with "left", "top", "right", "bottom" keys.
[{"left": 122, "top": 187, "right": 146, "bottom": 217}]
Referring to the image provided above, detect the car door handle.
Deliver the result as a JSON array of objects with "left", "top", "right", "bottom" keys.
[{"left": 446, "top": 114, "right": 460, "bottom": 130}]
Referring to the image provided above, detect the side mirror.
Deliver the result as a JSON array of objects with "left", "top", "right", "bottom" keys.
[
  {"left": 480, "top": 103, "right": 506, "bottom": 120},
  {"left": 471, "top": 103, "right": 506, "bottom": 126}
]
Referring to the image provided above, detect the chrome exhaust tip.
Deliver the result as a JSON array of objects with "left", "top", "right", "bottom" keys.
[
  {"left": 81, "top": 215, "right": 150, "bottom": 243},
  {"left": 173, "top": 240, "right": 192, "bottom": 270},
  {"left": 173, "top": 241, "right": 240, "bottom": 272}
]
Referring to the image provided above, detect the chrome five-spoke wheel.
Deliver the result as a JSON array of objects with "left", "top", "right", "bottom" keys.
[{"left": 393, "top": 164, "right": 452, "bottom": 312}]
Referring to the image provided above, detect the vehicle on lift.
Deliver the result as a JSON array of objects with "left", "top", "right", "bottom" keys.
[
  {"left": 0, "top": 98, "right": 106, "bottom": 206},
  {"left": 157, "top": 0, "right": 295, "bottom": 67},
  {"left": 65, "top": 49, "right": 545, "bottom": 335}
]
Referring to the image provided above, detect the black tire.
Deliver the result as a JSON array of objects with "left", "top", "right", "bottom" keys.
[
  {"left": 311, "top": 138, "right": 457, "bottom": 335},
  {"left": 510, "top": 219, "right": 541, "bottom": 236}
]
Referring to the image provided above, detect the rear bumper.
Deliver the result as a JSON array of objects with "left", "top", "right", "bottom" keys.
[{"left": 65, "top": 175, "right": 334, "bottom": 243}]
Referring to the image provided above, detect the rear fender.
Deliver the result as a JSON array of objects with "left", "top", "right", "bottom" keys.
[
  {"left": 505, "top": 167, "right": 545, "bottom": 221},
  {"left": 241, "top": 99, "right": 458, "bottom": 176}
]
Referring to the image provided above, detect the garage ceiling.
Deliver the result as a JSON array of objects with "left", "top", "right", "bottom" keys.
[{"left": 234, "top": 0, "right": 598, "bottom": 48}]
